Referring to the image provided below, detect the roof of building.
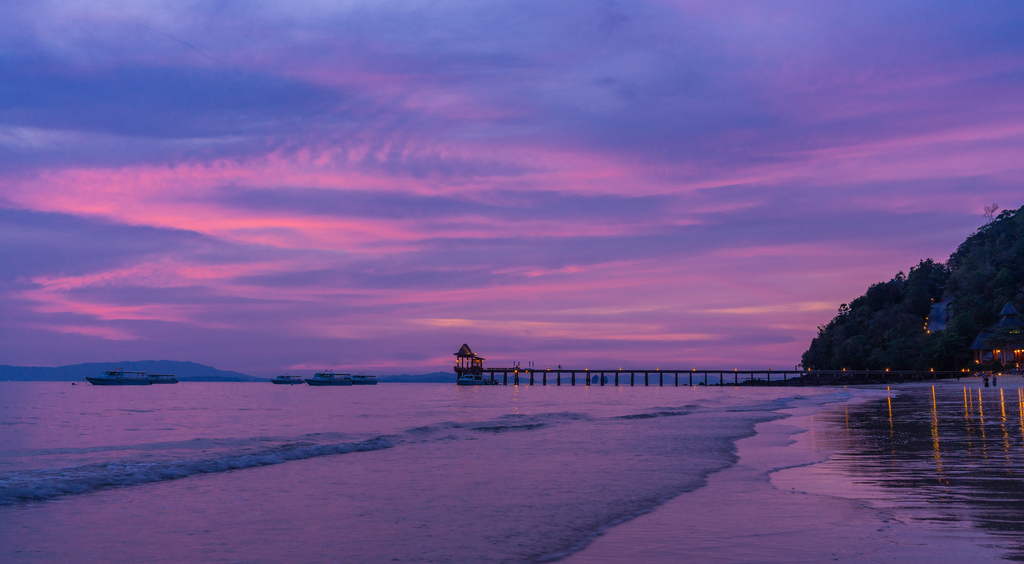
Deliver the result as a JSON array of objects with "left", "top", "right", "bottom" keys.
[
  {"left": 454, "top": 343, "right": 484, "bottom": 360},
  {"left": 995, "top": 301, "right": 1024, "bottom": 328},
  {"left": 973, "top": 302, "right": 1024, "bottom": 349},
  {"left": 970, "top": 331, "right": 993, "bottom": 350}
]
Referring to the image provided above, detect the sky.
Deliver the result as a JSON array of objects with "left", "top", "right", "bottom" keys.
[{"left": 1, "top": 1, "right": 1023, "bottom": 376}]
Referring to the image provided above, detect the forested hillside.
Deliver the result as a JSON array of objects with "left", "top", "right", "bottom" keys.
[{"left": 802, "top": 205, "right": 1024, "bottom": 370}]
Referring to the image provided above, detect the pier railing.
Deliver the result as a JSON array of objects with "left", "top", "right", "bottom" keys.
[{"left": 474, "top": 368, "right": 972, "bottom": 387}]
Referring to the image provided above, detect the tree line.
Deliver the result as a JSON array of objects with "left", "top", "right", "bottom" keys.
[{"left": 802, "top": 205, "right": 1024, "bottom": 370}]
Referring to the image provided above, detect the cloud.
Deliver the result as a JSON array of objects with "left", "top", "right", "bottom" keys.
[{"left": 0, "top": 0, "right": 1022, "bottom": 373}]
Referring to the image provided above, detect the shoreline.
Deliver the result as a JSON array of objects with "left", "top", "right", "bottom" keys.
[{"left": 560, "top": 384, "right": 1008, "bottom": 563}]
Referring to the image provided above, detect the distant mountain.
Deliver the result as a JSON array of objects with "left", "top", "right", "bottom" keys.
[
  {"left": 0, "top": 361, "right": 264, "bottom": 382},
  {"left": 377, "top": 372, "right": 456, "bottom": 383}
]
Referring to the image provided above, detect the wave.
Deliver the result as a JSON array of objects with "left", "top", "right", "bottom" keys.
[
  {"left": 0, "top": 436, "right": 393, "bottom": 505},
  {"left": 469, "top": 423, "right": 546, "bottom": 432},
  {"left": 454, "top": 412, "right": 588, "bottom": 433},
  {"left": 0, "top": 405, "right": 734, "bottom": 506},
  {"left": 616, "top": 410, "right": 691, "bottom": 420}
]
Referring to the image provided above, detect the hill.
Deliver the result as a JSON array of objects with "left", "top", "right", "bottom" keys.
[
  {"left": 378, "top": 372, "right": 456, "bottom": 383},
  {"left": 802, "top": 205, "right": 1024, "bottom": 370},
  {"left": 0, "top": 361, "right": 264, "bottom": 382}
]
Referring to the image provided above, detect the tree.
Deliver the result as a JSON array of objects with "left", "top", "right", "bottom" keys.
[{"left": 802, "top": 205, "right": 1024, "bottom": 370}]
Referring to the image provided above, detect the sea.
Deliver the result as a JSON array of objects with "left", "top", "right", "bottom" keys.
[{"left": 2, "top": 378, "right": 1024, "bottom": 563}]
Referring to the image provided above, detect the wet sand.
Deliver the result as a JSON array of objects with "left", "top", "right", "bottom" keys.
[{"left": 563, "top": 381, "right": 1017, "bottom": 563}]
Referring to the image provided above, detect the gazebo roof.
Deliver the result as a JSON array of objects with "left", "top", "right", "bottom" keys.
[
  {"left": 970, "top": 331, "right": 993, "bottom": 350},
  {"left": 996, "top": 302, "right": 1024, "bottom": 328},
  {"left": 454, "top": 343, "right": 483, "bottom": 360}
]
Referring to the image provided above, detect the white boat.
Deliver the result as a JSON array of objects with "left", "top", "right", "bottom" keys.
[
  {"left": 149, "top": 374, "right": 178, "bottom": 384},
  {"left": 350, "top": 374, "right": 378, "bottom": 385},
  {"left": 304, "top": 372, "right": 353, "bottom": 386},
  {"left": 456, "top": 375, "right": 498, "bottom": 386},
  {"left": 271, "top": 375, "right": 306, "bottom": 385},
  {"left": 86, "top": 370, "right": 152, "bottom": 386}
]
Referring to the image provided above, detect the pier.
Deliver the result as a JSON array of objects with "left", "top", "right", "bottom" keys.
[
  {"left": 453, "top": 343, "right": 971, "bottom": 387},
  {"left": 474, "top": 367, "right": 971, "bottom": 387}
]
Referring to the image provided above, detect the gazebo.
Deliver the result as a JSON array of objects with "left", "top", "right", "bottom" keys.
[
  {"left": 971, "top": 302, "right": 1024, "bottom": 369},
  {"left": 454, "top": 343, "right": 485, "bottom": 379}
]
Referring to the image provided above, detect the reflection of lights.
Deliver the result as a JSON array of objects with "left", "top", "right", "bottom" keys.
[
  {"left": 978, "top": 389, "right": 987, "bottom": 446},
  {"left": 931, "top": 385, "right": 943, "bottom": 476},
  {"left": 887, "top": 386, "right": 894, "bottom": 450},
  {"left": 1000, "top": 388, "right": 1012, "bottom": 464},
  {"left": 1018, "top": 388, "right": 1024, "bottom": 440}
]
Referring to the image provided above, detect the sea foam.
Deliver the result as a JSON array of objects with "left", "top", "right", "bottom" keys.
[{"left": 0, "top": 436, "right": 394, "bottom": 504}]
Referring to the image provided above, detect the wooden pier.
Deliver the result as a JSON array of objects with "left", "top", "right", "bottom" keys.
[
  {"left": 473, "top": 368, "right": 971, "bottom": 387},
  {"left": 452, "top": 344, "right": 972, "bottom": 387}
]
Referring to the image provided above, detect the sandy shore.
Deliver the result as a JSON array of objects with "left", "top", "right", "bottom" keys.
[{"left": 561, "top": 384, "right": 1010, "bottom": 563}]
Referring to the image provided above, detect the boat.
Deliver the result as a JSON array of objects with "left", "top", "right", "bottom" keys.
[
  {"left": 271, "top": 375, "right": 306, "bottom": 385},
  {"left": 149, "top": 374, "right": 178, "bottom": 384},
  {"left": 456, "top": 375, "right": 499, "bottom": 386},
  {"left": 304, "top": 372, "right": 353, "bottom": 386},
  {"left": 85, "top": 370, "right": 152, "bottom": 386},
  {"left": 350, "top": 374, "right": 378, "bottom": 385}
]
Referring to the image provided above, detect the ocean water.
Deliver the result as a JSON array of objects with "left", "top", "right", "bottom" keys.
[{"left": 0, "top": 382, "right": 846, "bottom": 563}]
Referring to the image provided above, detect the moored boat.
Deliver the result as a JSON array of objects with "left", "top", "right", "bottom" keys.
[
  {"left": 86, "top": 370, "right": 152, "bottom": 386},
  {"left": 304, "top": 372, "right": 353, "bottom": 386},
  {"left": 149, "top": 374, "right": 178, "bottom": 384},
  {"left": 271, "top": 375, "right": 306, "bottom": 385},
  {"left": 456, "top": 377, "right": 494, "bottom": 385},
  {"left": 350, "top": 374, "right": 378, "bottom": 385}
]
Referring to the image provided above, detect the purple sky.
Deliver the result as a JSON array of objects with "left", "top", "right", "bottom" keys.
[{"left": 1, "top": 1, "right": 1022, "bottom": 375}]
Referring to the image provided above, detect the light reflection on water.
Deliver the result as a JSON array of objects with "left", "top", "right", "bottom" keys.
[{"left": 820, "top": 380, "right": 1024, "bottom": 560}]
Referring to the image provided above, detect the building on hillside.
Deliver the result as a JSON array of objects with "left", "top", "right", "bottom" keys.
[
  {"left": 926, "top": 298, "right": 954, "bottom": 333},
  {"left": 970, "top": 302, "right": 1024, "bottom": 369}
]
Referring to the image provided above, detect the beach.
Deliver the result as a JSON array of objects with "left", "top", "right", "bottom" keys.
[
  {"left": 2, "top": 380, "right": 1022, "bottom": 562},
  {"left": 565, "top": 379, "right": 1016, "bottom": 562}
]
